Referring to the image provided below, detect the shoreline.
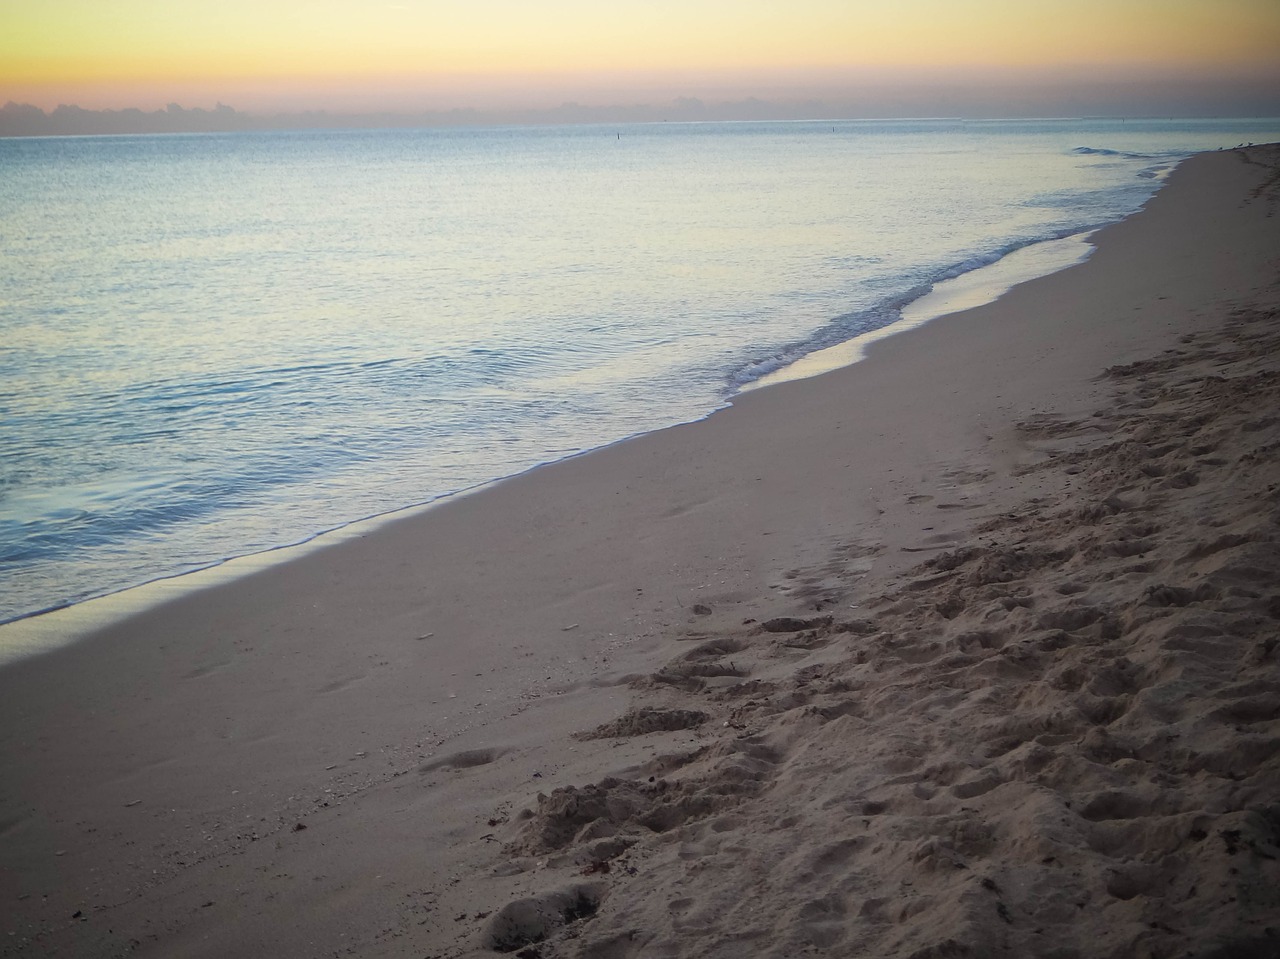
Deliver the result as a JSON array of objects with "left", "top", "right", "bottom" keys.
[
  {"left": 1, "top": 145, "right": 1278, "bottom": 958},
  {"left": 12, "top": 118, "right": 1276, "bottom": 637},
  {"left": 0, "top": 226, "right": 1099, "bottom": 658}
]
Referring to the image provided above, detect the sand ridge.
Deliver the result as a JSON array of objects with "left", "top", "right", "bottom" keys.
[{"left": 468, "top": 298, "right": 1280, "bottom": 958}]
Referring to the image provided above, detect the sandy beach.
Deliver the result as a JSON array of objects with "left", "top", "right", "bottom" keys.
[{"left": 2, "top": 144, "right": 1279, "bottom": 958}]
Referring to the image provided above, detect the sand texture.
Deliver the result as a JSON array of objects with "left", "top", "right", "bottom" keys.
[
  {"left": 491, "top": 302, "right": 1280, "bottom": 959},
  {"left": 1, "top": 146, "right": 1279, "bottom": 958}
]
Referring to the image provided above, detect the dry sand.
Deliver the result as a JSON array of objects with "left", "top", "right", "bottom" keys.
[{"left": 2, "top": 145, "right": 1278, "bottom": 959}]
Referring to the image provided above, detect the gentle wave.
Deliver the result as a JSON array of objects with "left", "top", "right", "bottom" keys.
[
  {"left": 1069, "top": 145, "right": 1188, "bottom": 159},
  {"left": 725, "top": 221, "right": 1124, "bottom": 391}
]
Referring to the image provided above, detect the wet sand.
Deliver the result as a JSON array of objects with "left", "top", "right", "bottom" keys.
[{"left": 1, "top": 145, "right": 1278, "bottom": 958}]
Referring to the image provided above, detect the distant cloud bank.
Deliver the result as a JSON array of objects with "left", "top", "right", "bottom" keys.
[
  {"left": 0, "top": 97, "right": 879, "bottom": 136},
  {"left": 4, "top": 78, "right": 1279, "bottom": 137},
  {"left": 0, "top": 101, "right": 254, "bottom": 136}
]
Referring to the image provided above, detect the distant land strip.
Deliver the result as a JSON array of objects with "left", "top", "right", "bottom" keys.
[{"left": 4, "top": 80, "right": 1280, "bottom": 137}]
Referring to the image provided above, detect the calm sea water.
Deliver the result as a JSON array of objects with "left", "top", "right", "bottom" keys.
[{"left": 2, "top": 118, "right": 1278, "bottom": 624}]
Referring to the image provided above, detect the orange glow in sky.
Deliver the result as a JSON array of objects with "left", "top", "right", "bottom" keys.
[{"left": 3, "top": 0, "right": 1279, "bottom": 112}]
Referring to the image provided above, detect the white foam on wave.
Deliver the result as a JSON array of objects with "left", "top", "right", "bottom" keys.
[{"left": 744, "top": 232, "right": 1095, "bottom": 391}]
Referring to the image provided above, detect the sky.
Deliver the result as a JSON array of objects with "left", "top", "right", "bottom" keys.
[{"left": 3, "top": 0, "right": 1279, "bottom": 116}]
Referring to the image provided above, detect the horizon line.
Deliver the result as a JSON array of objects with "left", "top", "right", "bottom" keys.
[{"left": 4, "top": 95, "right": 1280, "bottom": 139}]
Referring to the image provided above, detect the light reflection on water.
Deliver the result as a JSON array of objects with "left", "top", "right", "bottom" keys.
[{"left": 3, "top": 118, "right": 1279, "bottom": 632}]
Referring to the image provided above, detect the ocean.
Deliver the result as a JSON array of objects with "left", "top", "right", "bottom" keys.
[{"left": 3, "top": 117, "right": 1278, "bottom": 628}]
